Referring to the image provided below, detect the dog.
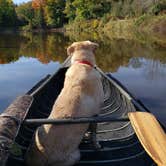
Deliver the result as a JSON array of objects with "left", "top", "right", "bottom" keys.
[{"left": 25, "top": 41, "right": 104, "bottom": 166}]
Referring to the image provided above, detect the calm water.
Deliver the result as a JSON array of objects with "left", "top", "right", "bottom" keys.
[{"left": 0, "top": 32, "right": 166, "bottom": 126}]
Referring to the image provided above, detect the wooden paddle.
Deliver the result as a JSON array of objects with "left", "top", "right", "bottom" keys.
[{"left": 128, "top": 112, "right": 166, "bottom": 166}]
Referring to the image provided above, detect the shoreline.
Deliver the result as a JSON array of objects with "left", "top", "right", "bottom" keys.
[
  {"left": 1, "top": 15, "right": 165, "bottom": 46},
  {"left": 0, "top": 27, "right": 66, "bottom": 34},
  {"left": 65, "top": 15, "right": 166, "bottom": 46}
]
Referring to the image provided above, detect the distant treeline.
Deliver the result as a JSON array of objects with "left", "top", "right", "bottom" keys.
[{"left": 0, "top": 0, "right": 165, "bottom": 30}]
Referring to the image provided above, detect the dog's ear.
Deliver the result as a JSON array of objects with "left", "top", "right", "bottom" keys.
[
  {"left": 87, "top": 41, "right": 99, "bottom": 52},
  {"left": 67, "top": 45, "right": 75, "bottom": 56}
]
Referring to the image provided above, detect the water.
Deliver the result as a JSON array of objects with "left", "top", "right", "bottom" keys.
[{"left": 0, "top": 32, "right": 166, "bottom": 126}]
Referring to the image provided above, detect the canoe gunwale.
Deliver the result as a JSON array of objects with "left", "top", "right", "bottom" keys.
[{"left": 96, "top": 67, "right": 149, "bottom": 114}]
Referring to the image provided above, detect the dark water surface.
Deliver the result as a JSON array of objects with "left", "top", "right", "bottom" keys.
[{"left": 0, "top": 32, "right": 166, "bottom": 126}]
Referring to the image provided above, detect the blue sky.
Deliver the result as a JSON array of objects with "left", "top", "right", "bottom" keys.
[{"left": 13, "top": 0, "right": 30, "bottom": 4}]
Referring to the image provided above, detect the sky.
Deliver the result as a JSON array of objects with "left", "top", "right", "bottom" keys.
[{"left": 13, "top": 0, "right": 30, "bottom": 4}]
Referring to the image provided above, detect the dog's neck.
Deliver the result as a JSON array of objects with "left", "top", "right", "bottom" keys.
[{"left": 74, "top": 60, "right": 94, "bottom": 68}]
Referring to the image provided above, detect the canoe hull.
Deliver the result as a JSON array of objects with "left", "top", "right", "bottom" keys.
[{"left": 1, "top": 59, "right": 159, "bottom": 166}]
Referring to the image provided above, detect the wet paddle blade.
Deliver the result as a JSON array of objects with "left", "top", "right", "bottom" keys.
[{"left": 128, "top": 112, "right": 166, "bottom": 166}]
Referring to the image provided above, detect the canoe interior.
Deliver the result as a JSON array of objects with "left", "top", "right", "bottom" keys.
[{"left": 5, "top": 61, "right": 156, "bottom": 166}]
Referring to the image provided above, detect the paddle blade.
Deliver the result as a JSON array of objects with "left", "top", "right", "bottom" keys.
[{"left": 128, "top": 112, "right": 166, "bottom": 166}]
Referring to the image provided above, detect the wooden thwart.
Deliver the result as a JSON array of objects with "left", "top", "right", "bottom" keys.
[{"left": 128, "top": 112, "right": 166, "bottom": 166}]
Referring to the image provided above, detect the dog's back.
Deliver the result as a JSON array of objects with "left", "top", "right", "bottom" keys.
[
  {"left": 26, "top": 41, "right": 104, "bottom": 166},
  {"left": 39, "top": 64, "right": 103, "bottom": 165}
]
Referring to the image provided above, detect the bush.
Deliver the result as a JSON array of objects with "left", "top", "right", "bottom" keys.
[{"left": 149, "top": 2, "right": 166, "bottom": 15}]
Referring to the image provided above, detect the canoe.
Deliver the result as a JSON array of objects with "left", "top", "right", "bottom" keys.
[{"left": 0, "top": 57, "right": 164, "bottom": 166}]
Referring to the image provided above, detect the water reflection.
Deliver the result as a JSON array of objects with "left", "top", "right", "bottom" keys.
[
  {"left": 0, "top": 32, "right": 70, "bottom": 64},
  {"left": 112, "top": 58, "right": 166, "bottom": 124},
  {"left": 1, "top": 33, "right": 166, "bottom": 72},
  {"left": 0, "top": 32, "right": 72, "bottom": 112},
  {"left": 0, "top": 57, "right": 61, "bottom": 112},
  {"left": 0, "top": 32, "right": 166, "bottom": 126}
]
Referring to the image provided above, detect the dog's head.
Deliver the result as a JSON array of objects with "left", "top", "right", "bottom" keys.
[
  {"left": 67, "top": 41, "right": 99, "bottom": 56},
  {"left": 67, "top": 41, "right": 99, "bottom": 65}
]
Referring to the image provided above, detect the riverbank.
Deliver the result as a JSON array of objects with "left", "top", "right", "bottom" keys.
[
  {"left": 65, "top": 14, "right": 166, "bottom": 46},
  {"left": 1, "top": 15, "right": 165, "bottom": 46}
]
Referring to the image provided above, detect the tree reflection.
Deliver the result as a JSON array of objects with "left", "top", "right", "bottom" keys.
[
  {"left": 0, "top": 32, "right": 166, "bottom": 77},
  {"left": 19, "top": 32, "right": 70, "bottom": 63},
  {"left": 143, "top": 59, "right": 166, "bottom": 81},
  {"left": 129, "top": 57, "right": 142, "bottom": 68},
  {"left": 65, "top": 31, "right": 166, "bottom": 73},
  {"left": 0, "top": 32, "right": 70, "bottom": 64},
  {"left": 0, "top": 33, "right": 26, "bottom": 64}
]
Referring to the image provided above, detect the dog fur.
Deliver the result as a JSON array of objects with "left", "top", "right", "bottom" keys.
[{"left": 25, "top": 41, "right": 104, "bottom": 166}]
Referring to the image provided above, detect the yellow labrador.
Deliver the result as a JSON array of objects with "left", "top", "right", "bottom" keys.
[{"left": 26, "top": 41, "right": 104, "bottom": 166}]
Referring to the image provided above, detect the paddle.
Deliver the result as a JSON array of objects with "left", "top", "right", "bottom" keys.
[{"left": 128, "top": 112, "right": 166, "bottom": 166}]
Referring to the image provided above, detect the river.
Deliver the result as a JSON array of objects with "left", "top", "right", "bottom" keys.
[{"left": 0, "top": 31, "right": 166, "bottom": 126}]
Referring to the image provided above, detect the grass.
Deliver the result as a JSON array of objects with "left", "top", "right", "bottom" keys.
[{"left": 102, "top": 14, "right": 166, "bottom": 46}]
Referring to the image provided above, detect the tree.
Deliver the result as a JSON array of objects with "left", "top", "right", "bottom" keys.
[
  {"left": 65, "top": 0, "right": 111, "bottom": 21},
  {"left": 44, "top": 0, "right": 65, "bottom": 27},
  {"left": 0, "top": 0, "right": 17, "bottom": 27},
  {"left": 32, "top": 0, "right": 45, "bottom": 9},
  {"left": 32, "top": 0, "right": 46, "bottom": 28},
  {"left": 16, "top": 2, "right": 35, "bottom": 29},
  {"left": 64, "top": 0, "right": 76, "bottom": 22}
]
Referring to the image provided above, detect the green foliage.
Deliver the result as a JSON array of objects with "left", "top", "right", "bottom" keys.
[
  {"left": 65, "top": 0, "right": 111, "bottom": 21},
  {"left": 44, "top": 0, "right": 65, "bottom": 28},
  {"left": 16, "top": 2, "right": 35, "bottom": 29},
  {"left": 110, "top": 0, "right": 123, "bottom": 17},
  {"left": 134, "top": 14, "right": 149, "bottom": 26},
  {"left": 0, "top": 0, "right": 17, "bottom": 27},
  {"left": 107, "top": 0, "right": 166, "bottom": 18},
  {"left": 64, "top": 0, "right": 76, "bottom": 22},
  {"left": 1, "top": 0, "right": 166, "bottom": 30},
  {"left": 34, "top": 8, "right": 45, "bottom": 28},
  {"left": 108, "top": 0, "right": 146, "bottom": 18},
  {"left": 92, "top": 19, "right": 99, "bottom": 29},
  {"left": 16, "top": 2, "right": 46, "bottom": 30},
  {"left": 149, "top": 1, "right": 166, "bottom": 15},
  {"left": 101, "top": 14, "right": 110, "bottom": 24},
  {"left": 65, "top": 19, "right": 100, "bottom": 32}
]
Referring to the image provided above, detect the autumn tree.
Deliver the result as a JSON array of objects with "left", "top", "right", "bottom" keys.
[
  {"left": 32, "top": 0, "right": 46, "bottom": 28},
  {"left": 32, "top": 0, "right": 45, "bottom": 8},
  {"left": 31, "top": 0, "right": 66, "bottom": 28}
]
